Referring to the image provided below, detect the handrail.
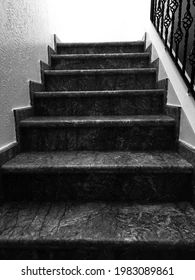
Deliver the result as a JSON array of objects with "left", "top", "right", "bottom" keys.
[{"left": 150, "top": 0, "right": 195, "bottom": 98}]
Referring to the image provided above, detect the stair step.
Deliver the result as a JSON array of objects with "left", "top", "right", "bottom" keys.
[
  {"left": 33, "top": 89, "right": 166, "bottom": 116},
  {"left": 19, "top": 116, "right": 177, "bottom": 151},
  {"left": 2, "top": 151, "right": 192, "bottom": 172},
  {"left": 1, "top": 152, "right": 192, "bottom": 202},
  {"left": 51, "top": 53, "right": 150, "bottom": 70},
  {"left": 57, "top": 41, "right": 145, "bottom": 54},
  {"left": 0, "top": 201, "right": 194, "bottom": 259},
  {"left": 44, "top": 68, "right": 157, "bottom": 91}
]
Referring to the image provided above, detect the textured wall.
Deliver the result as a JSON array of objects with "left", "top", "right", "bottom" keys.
[{"left": 0, "top": 0, "right": 53, "bottom": 150}]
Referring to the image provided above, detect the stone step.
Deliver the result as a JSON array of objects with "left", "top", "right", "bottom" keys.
[
  {"left": 33, "top": 89, "right": 166, "bottom": 116},
  {"left": 0, "top": 201, "right": 194, "bottom": 259},
  {"left": 56, "top": 41, "right": 145, "bottom": 54},
  {"left": 19, "top": 116, "right": 177, "bottom": 151},
  {"left": 51, "top": 53, "right": 150, "bottom": 70},
  {"left": 1, "top": 151, "right": 192, "bottom": 202},
  {"left": 44, "top": 69, "right": 157, "bottom": 91}
]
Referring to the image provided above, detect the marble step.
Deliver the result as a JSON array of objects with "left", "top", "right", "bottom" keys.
[
  {"left": 56, "top": 41, "right": 145, "bottom": 54},
  {"left": 19, "top": 116, "right": 177, "bottom": 151},
  {"left": 51, "top": 53, "right": 150, "bottom": 70},
  {"left": 1, "top": 151, "right": 192, "bottom": 202},
  {"left": 0, "top": 201, "right": 194, "bottom": 259},
  {"left": 33, "top": 89, "right": 166, "bottom": 116},
  {"left": 44, "top": 69, "right": 157, "bottom": 91}
]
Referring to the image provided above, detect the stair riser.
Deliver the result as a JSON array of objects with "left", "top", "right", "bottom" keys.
[
  {"left": 2, "top": 172, "right": 192, "bottom": 202},
  {"left": 0, "top": 244, "right": 194, "bottom": 260},
  {"left": 51, "top": 56, "right": 150, "bottom": 70},
  {"left": 44, "top": 72, "right": 157, "bottom": 91},
  {"left": 57, "top": 44, "right": 145, "bottom": 54},
  {"left": 34, "top": 94, "right": 165, "bottom": 116},
  {"left": 20, "top": 125, "right": 177, "bottom": 151}
]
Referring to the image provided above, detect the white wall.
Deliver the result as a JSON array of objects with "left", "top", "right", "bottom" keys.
[
  {"left": 48, "top": 0, "right": 151, "bottom": 42},
  {"left": 146, "top": 24, "right": 195, "bottom": 150},
  {"left": 0, "top": 0, "right": 54, "bottom": 150}
]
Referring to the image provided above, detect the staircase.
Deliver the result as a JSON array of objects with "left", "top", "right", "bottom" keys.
[{"left": 0, "top": 40, "right": 195, "bottom": 259}]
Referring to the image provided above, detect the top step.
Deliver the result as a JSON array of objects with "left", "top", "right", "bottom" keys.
[{"left": 57, "top": 41, "right": 145, "bottom": 54}]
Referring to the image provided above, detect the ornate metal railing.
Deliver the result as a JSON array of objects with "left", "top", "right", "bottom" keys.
[{"left": 150, "top": 0, "right": 195, "bottom": 97}]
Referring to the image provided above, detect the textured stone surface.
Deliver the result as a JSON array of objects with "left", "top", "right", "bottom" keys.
[
  {"left": 2, "top": 151, "right": 192, "bottom": 173},
  {"left": 1, "top": 152, "right": 192, "bottom": 202},
  {"left": 34, "top": 90, "right": 166, "bottom": 116},
  {"left": 44, "top": 69, "right": 157, "bottom": 91},
  {"left": 57, "top": 41, "right": 145, "bottom": 54},
  {"left": 19, "top": 116, "right": 177, "bottom": 151},
  {"left": 179, "top": 143, "right": 195, "bottom": 206},
  {"left": 0, "top": 202, "right": 195, "bottom": 259},
  {"left": 51, "top": 53, "right": 150, "bottom": 70},
  {"left": 2, "top": 151, "right": 192, "bottom": 172},
  {"left": 0, "top": 39, "right": 194, "bottom": 260}
]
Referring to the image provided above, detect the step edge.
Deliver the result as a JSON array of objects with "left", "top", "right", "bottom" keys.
[
  {"left": 57, "top": 41, "right": 145, "bottom": 47},
  {"left": 33, "top": 89, "right": 166, "bottom": 98},
  {"left": 51, "top": 53, "right": 151, "bottom": 59},
  {"left": 44, "top": 68, "right": 157, "bottom": 75},
  {"left": 0, "top": 238, "right": 194, "bottom": 246},
  {"left": 2, "top": 152, "right": 192, "bottom": 172},
  {"left": 19, "top": 116, "right": 176, "bottom": 127},
  {"left": 2, "top": 165, "right": 193, "bottom": 174}
]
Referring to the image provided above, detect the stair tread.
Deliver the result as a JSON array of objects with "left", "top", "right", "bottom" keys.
[
  {"left": 44, "top": 68, "right": 156, "bottom": 75},
  {"left": 51, "top": 53, "right": 150, "bottom": 59},
  {"left": 34, "top": 89, "right": 165, "bottom": 98},
  {"left": 0, "top": 201, "right": 195, "bottom": 244},
  {"left": 20, "top": 115, "right": 175, "bottom": 127},
  {"left": 2, "top": 151, "right": 192, "bottom": 173}
]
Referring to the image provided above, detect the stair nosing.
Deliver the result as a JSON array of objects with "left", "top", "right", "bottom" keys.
[
  {"left": 57, "top": 41, "right": 145, "bottom": 47},
  {"left": 19, "top": 116, "right": 175, "bottom": 127},
  {"left": 0, "top": 237, "right": 194, "bottom": 246},
  {"left": 51, "top": 53, "right": 150, "bottom": 59},
  {"left": 2, "top": 152, "right": 193, "bottom": 174},
  {"left": 33, "top": 89, "right": 166, "bottom": 98},
  {"left": 44, "top": 68, "right": 157, "bottom": 75},
  {"left": 2, "top": 166, "right": 192, "bottom": 174}
]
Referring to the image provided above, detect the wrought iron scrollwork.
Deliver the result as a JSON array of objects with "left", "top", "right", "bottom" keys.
[
  {"left": 164, "top": 0, "right": 171, "bottom": 46},
  {"left": 169, "top": 0, "right": 178, "bottom": 13},
  {"left": 174, "top": 27, "right": 183, "bottom": 44},
  {"left": 155, "top": 2, "right": 163, "bottom": 19},
  {"left": 155, "top": 0, "right": 166, "bottom": 18},
  {"left": 189, "top": 25, "right": 195, "bottom": 92},
  {"left": 174, "top": 0, "right": 183, "bottom": 60},
  {"left": 189, "top": 26, "right": 195, "bottom": 68},
  {"left": 151, "top": 0, "right": 195, "bottom": 96},
  {"left": 169, "top": 0, "right": 178, "bottom": 50},
  {"left": 164, "top": 13, "right": 171, "bottom": 29},
  {"left": 182, "top": 0, "right": 193, "bottom": 73},
  {"left": 189, "top": 47, "right": 195, "bottom": 67},
  {"left": 182, "top": 1, "right": 193, "bottom": 31}
]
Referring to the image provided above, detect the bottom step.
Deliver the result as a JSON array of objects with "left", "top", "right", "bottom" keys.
[{"left": 0, "top": 202, "right": 195, "bottom": 259}]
